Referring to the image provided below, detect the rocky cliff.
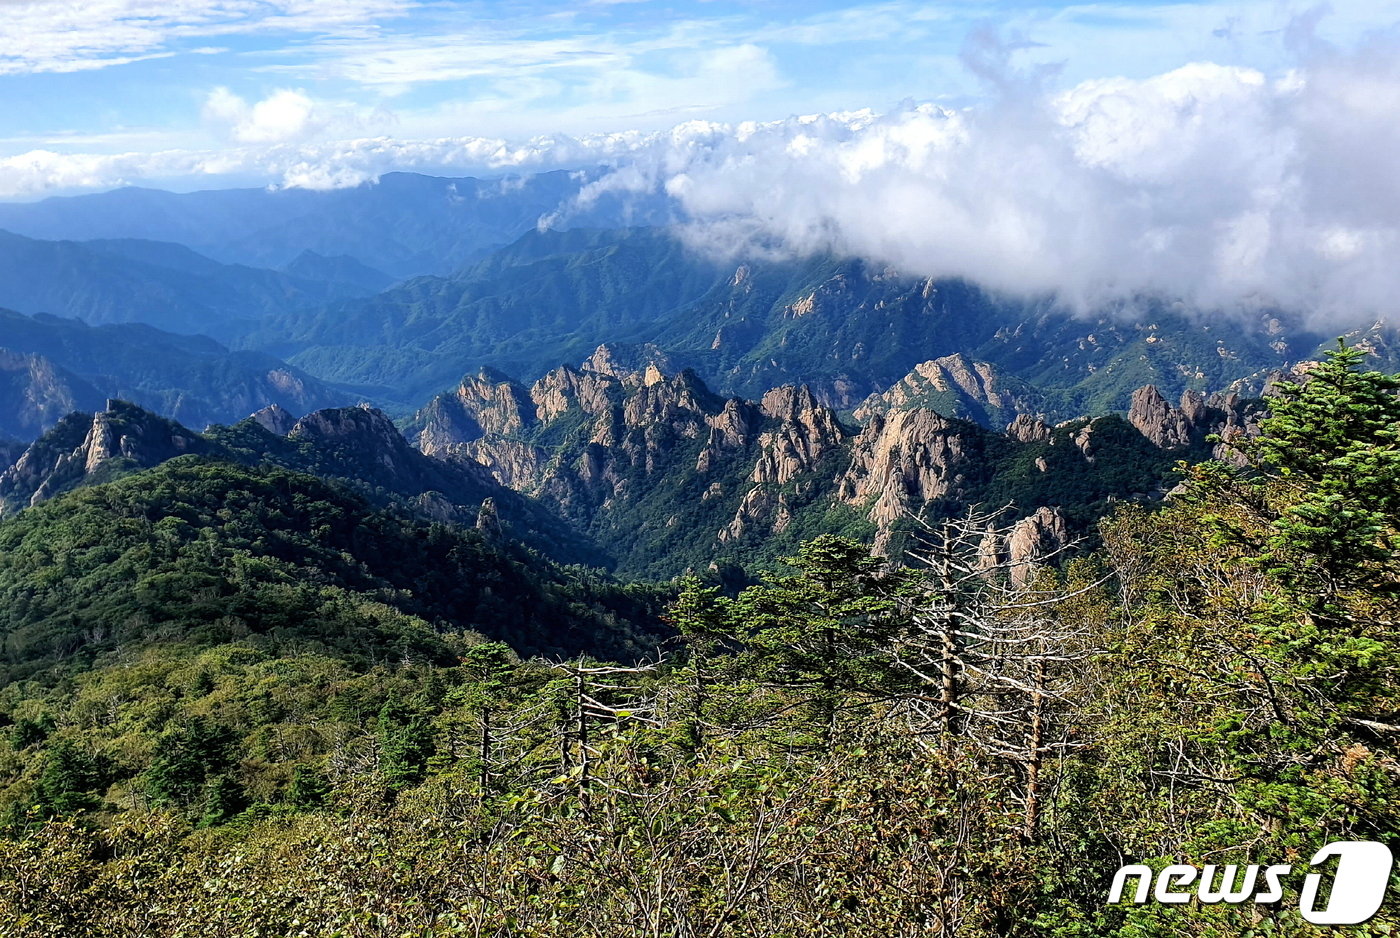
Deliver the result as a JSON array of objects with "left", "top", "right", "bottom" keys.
[
  {"left": 411, "top": 357, "right": 1195, "bottom": 575},
  {"left": 412, "top": 359, "right": 856, "bottom": 575},
  {"left": 1126, "top": 384, "right": 1262, "bottom": 460},
  {"left": 0, "top": 348, "right": 104, "bottom": 441},
  {"left": 854, "top": 354, "right": 1042, "bottom": 428},
  {"left": 0, "top": 400, "right": 209, "bottom": 513}
]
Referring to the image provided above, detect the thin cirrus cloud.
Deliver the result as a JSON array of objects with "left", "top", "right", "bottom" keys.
[{"left": 0, "top": 0, "right": 413, "bottom": 76}]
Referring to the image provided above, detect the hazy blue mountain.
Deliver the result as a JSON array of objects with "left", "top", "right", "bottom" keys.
[
  {"left": 0, "top": 171, "right": 597, "bottom": 278},
  {"left": 251, "top": 225, "right": 1323, "bottom": 419},
  {"left": 0, "top": 229, "right": 397, "bottom": 338},
  {"left": 0, "top": 308, "right": 350, "bottom": 437},
  {"left": 250, "top": 227, "right": 723, "bottom": 405},
  {"left": 279, "top": 250, "right": 395, "bottom": 294},
  {"left": 0, "top": 347, "right": 105, "bottom": 440}
]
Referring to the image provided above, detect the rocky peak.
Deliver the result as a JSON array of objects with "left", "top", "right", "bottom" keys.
[
  {"left": 749, "top": 385, "right": 846, "bottom": 485},
  {"left": 759, "top": 385, "right": 822, "bottom": 423},
  {"left": 697, "top": 398, "right": 760, "bottom": 472},
  {"left": 620, "top": 370, "right": 711, "bottom": 430},
  {"left": 412, "top": 369, "right": 535, "bottom": 457},
  {"left": 0, "top": 348, "right": 102, "bottom": 440},
  {"left": 250, "top": 403, "right": 297, "bottom": 436},
  {"left": 475, "top": 496, "right": 503, "bottom": 538},
  {"left": 290, "top": 405, "right": 424, "bottom": 477},
  {"left": 0, "top": 401, "right": 205, "bottom": 514},
  {"left": 854, "top": 354, "right": 1040, "bottom": 428},
  {"left": 1126, "top": 384, "right": 1263, "bottom": 458},
  {"left": 1127, "top": 385, "right": 1193, "bottom": 449},
  {"left": 291, "top": 404, "right": 399, "bottom": 444},
  {"left": 582, "top": 343, "right": 675, "bottom": 384},
  {"left": 839, "top": 408, "right": 980, "bottom": 529},
  {"left": 457, "top": 369, "right": 534, "bottom": 436},
  {"left": 531, "top": 366, "right": 621, "bottom": 423},
  {"left": 1007, "top": 507, "right": 1070, "bottom": 587},
  {"left": 1006, "top": 413, "right": 1050, "bottom": 444}
]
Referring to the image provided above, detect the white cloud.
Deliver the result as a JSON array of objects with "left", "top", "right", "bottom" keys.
[
  {"left": 230, "top": 88, "right": 316, "bottom": 143},
  {"left": 558, "top": 35, "right": 1400, "bottom": 327},
  {"left": 202, "top": 87, "right": 379, "bottom": 144},
  {"left": 2, "top": 28, "right": 1400, "bottom": 329}
]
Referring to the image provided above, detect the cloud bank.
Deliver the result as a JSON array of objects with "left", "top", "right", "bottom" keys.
[
  {"left": 2, "top": 32, "right": 1399, "bottom": 326},
  {"left": 567, "top": 34, "right": 1400, "bottom": 327}
]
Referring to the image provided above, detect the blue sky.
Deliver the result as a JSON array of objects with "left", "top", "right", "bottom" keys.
[{"left": 0, "top": 0, "right": 1394, "bottom": 196}]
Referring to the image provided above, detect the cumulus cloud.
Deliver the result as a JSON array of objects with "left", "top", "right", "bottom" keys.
[
  {"left": 560, "top": 32, "right": 1400, "bottom": 327},
  {"left": 204, "top": 88, "right": 318, "bottom": 144},
  {"left": 2, "top": 29, "right": 1399, "bottom": 327}
]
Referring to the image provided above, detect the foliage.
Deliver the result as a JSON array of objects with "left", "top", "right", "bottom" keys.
[{"left": 0, "top": 341, "right": 1398, "bottom": 936}]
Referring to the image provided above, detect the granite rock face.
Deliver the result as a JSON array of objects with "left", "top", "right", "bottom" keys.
[
  {"left": 414, "top": 360, "right": 853, "bottom": 559},
  {"left": 1006, "top": 413, "right": 1051, "bottom": 444},
  {"left": 250, "top": 403, "right": 297, "bottom": 436},
  {"left": 839, "top": 409, "right": 979, "bottom": 528},
  {"left": 1127, "top": 384, "right": 1262, "bottom": 461},
  {"left": 855, "top": 354, "right": 1042, "bottom": 428},
  {"left": 1007, "top": 507, "right": 1071, "bottom": 587},
  {"left": 0, "top": 400, "right": 207, "bottom": 513},
  {"left": 407, "top": 355, "right": 1248, "bottom": 573},
  {"left": 1127, "top": 385, "right": 1194, "bottom": 449}
]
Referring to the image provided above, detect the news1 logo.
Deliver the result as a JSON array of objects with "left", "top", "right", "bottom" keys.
[{"left": 1108, "top": 841, "right": 1395, "bottom": 925}]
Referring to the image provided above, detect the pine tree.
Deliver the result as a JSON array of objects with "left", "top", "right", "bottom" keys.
[
  {"left": 1225, "top": 339, "right": 1400, "bottom": 601},
  {"left": 36, "top": 739, "right": 102, "bottom": 816},
  {"left": 378, "top": 693, "right": 435, "bottom": 791},
  {"left": 287, "top": 764, "right": 331, "bottom": 809},
  {"left": 198, "top": 773, "right": 247, "bottom": 827}
]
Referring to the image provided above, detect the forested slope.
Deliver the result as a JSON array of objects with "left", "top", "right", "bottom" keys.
[{"left": 0, "top": 344, "right": 1395, "bottom": 936}]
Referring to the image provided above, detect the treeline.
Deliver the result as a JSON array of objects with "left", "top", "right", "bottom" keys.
[{"left": 0, "top": 344, "right": 1397, "bottom": 936}]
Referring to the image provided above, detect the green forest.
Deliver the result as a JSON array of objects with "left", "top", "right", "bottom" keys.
[{"left": 0, "top": 343, "right": 1398, "bottom": 936}]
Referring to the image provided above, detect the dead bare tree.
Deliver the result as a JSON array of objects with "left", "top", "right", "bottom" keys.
[{"left": 890, "top": 506, "right": 1103, "bottom": 840}]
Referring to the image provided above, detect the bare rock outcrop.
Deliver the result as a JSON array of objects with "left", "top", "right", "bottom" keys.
[
  {"left": 1127, "top": 385, "right": 1193, "bottom": 449},
  {"left": 532, "top": 366, "right": 621, "bottom": 423},
  {"left": 750, "top": 386, "right": 845, "bottom": 485},
  {"left": 839, "top": 409, "right": 978, "bottom": 528},
  {"left": 583, "top": 343, "right": 675, "bottom": 383},
  {"left": 720, "top": 486, "right": 791, "bottom": 543},
  {"left": 1006, "top": 413, "right": 1050, "bottom": 444},
  {"left": 1126, "top": 384, "right": 1264, "bottom": 460},
  {"left": 250, "top": 403, "right": 297, "bottom": 436},
  {"left": 414, "top": 369, "right": 535, "bottom": 456},
  {"left": 1007, "top": 507, "right": 1070, "bottom": 586},
  {"left": 855, "top": 354, "right": 1041, "bottom": 427},
  {"left": 0, "top": 400, "right": 206, "bottom": 514}
]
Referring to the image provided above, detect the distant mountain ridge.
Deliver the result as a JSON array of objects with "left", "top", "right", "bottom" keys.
[
  {"left": 0, "top": 398, "right": 606, "bottom": 568},
  {"left": 0, "top": 229, "right": 394, "bottom": 338},
  {"left": 0, "top": 307, "right": 351, "bottom": 440},
  {"left": 245, "top": 225, "right": 1329, "bottom": 421},
  {"left": 0, "top": 171, "right": 611, "bottom": 278}
]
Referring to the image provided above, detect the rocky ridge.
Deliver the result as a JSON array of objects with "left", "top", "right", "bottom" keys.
[
  {"left": 410, "top": 354, "right": 1233, "bottom": 574},
  {"left": 0, "top": 400, "right": 208, "bottom": 513},
  {"left": 0, "top": 399, "right": 602, "bottom": 567}
]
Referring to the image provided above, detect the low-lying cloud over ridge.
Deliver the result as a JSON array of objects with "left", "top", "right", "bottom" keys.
[
  {"left": 2, "top": 33, "right": 1398, "bottom": 326},
  {"left": 569, "top": 34, "right": 1400, "bottom": 327}
]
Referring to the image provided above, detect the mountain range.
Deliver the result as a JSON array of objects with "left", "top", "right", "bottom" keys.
[{"left": 0, "top": 166, "right": 1371, "bottom": 586}]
